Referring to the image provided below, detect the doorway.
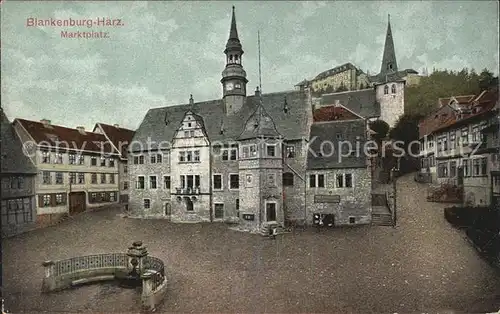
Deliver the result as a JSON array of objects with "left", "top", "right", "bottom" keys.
[
  {"left": 184, "top": 197, "right": 194, "bottom": 212},
  {"left": 266, "top": 202, "right": 277, "bottom": 222},
  {"left": 69, "top": 192, "right": 86, "bottom": 215},
  {"left": 164, "top": 202, "right": 171, "bottom": 220}
]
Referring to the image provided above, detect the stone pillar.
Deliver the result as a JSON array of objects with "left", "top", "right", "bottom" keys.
[
  {"left": 141, "top": 271, "right": 154, "bottom": 310},
  {"left": 126, "top": 241, "right": 148, "bottom": 274},
  {"left": 41, "top": 260, "right": 56, "bottom": 292}
]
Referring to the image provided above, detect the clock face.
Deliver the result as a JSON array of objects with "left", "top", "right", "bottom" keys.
[{"left": 226, "top": 82, "right": 234, "bottom": 91}]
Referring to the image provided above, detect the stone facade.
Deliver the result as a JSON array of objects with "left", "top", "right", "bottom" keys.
[
  {"left": 375, "top": 80, "right": 405, "bottom": 128},
  {"left": 305, "top": 167, "right": 372, "bottom": 225},
  {"left": 128, "top": 150, "right": 171, "bottom": 218}
]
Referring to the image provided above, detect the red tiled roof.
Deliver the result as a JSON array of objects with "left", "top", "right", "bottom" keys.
[
  {"left": 423, "top": 89, "right": 498, "bottom": 136},
  {"left": 95, "top": 123, "right": 135, "bottom": 157},
  {"left": 438, "top": 94, "right": 475, "bottom": 107},
  {"left": 15, "top": 119, "right": 117, "bottom": 154},
  {"left": 313, "top": 105, "right": 361, "bottom": 122},
  {"left": 438, "top": 97, "right": 451, "bottom": 107}
]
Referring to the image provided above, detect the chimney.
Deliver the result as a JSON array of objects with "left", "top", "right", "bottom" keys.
[
  {"left": 255, "top": 86, "right": 260, "bottom": 97},
  {"left": 189, "top": 94, "right": 194, "bottom": 105},
  {"left": 76, "top": 126, "right": 86, "bottom": 134},
  {"left": 40, "top": 119, "right": 51, "bottom": 127},
  {"left": 113, "top": 124, "right": 119, "bottom": 128}
]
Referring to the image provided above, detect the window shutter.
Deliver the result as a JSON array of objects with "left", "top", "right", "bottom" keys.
[
  {"left": 38, "top": 194, "right": 44, "bottom": 207},
  {"left": 50, "top": 194, "right": 56, "bottom": 206}
]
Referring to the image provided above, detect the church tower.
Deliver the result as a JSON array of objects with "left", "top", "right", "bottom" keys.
[
  {"left": 221, "top": 6, "right": 248, "bottom": 115},
  {"left": 379, "top": 14, "right": 398, "bottom": 76}
]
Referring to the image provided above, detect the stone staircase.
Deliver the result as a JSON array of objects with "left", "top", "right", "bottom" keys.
[{"left": 371, "top": 212, "right": 393, "bottom": 226}]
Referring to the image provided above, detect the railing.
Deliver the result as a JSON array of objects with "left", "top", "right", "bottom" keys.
[
  {"left": 41, "top": 241, "right": 168, "bottom": 312},
  {"left": 175, "top": 187, "right": 201, "bottom": 194}
]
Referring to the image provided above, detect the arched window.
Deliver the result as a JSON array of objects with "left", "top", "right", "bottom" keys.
[
  {"left": 229, "top": 55, "right": 233, "bottom": 62},
  {"left": 387, "top": 63, "right": 393, "bottom": 71},
  {"left": 283, "top": 172, "right": 294, "bottom": 186},
  {"left": 391, "top": 84, "right": 396, "bottom": 94},
  {"left": 384, "top": 85, "right": 389, "bottom": 95}
]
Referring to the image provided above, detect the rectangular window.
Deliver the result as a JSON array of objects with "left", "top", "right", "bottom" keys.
[
  {"left": 42, "top": 151, "right": 50, "bottom": 163},
  {"left": 144, "top": 199, "right": 150, "bottom": 209},
  {"left": 450, "top": 161, "right": 457, "bottom": 177},
  {"left": 180, "top": 175, "right": 186, "bottom": 189},
  {"left": 480, "top": 157, "right": 487, "bottom": 176},
  {"left": 43, "top": 194, "right": 51, "bottom": 207},
  {"left": 133, "top": 156, "right": 139, "bottom": 164},
  {"left": 179, "top": 151, "right": 186, "bottom": 162},
  {"left": 345, "top": 173, "right": 353, "bottom": 188},
  {"left": 101, "top": 173, "right": 106, "bottom": 184},
  {"left": 55, "top": 172, "right": 63, "bottom": 184},
  {"left": 54, "top": 153, "right": 62, "bottom": 164},
  {"left": 69, "top": 172, "right": 76, "bottom": 184},
  {"left": 17, "top": 177, "right": 25, "bottom": 189},
  {"left": 438, "top": 162, "right": 449, "bottom": 178},
  {"left": 156, "top": 153, "right": 163, "bottom": 163},
  {"left": 69, "top": 153, "right": 76, "bottom": 165},
  {"left": 461, "top": 128, "right": 469, "bottom": 146},
  {"left": 186, "top": 151, "right": 192, "bottom": 162},
  {"left": 91, "top": 173, "right": 97, "bottom": 184},
  {"left": 283, "top": 173, "right": 294, "bottom": 186},
  {"left": 473, "top": 159, "right": 480, "bottom": 176},
  {"left": 336, "top": 174, "right": 344, "bottom": 188},
  {"left": 55, "top": 193, "right": 64, "bottom": 205},
  {"left": 222, "top": 149, "right": 229, "bottom": 161},
  {"left": 230, "top": 145, "right": 238, "bottom": 160},
  {"left": 42, "top": 171, "right": 51, "bottom": 184},
  {"left": 164, "top": 176, "right": 171, "bottom": 189},
  {"left": 100, "top": 157, "right": 106, "bottom": 167},
  {"left": 151, "top": 154, "right": 157, "bottom": 163},
  {"left": 463, "top": 159, "right": 470, "bottom": 177},
  {"left": 266, "top": 144, "right": 276, "bottom": 157},
  {"left": 194, "top": 150, "right": 200, "bottom": 162},
  {"left": 123, "top": 181, "right": 128, "bottom": 190},
  {"left": 91, "top": 157, "right": 97, "bottom": 166},
  {"left": 137, "top": 176, "right": 145, "bottom": 189},
  {"left": 309, "top": 174, "right": 316, "bottom": 188},
  {"left": 214, "top": 203, "right": 224, "bottom": 219},
  {"left": 109, "top": 192, "right": 115, "bottom": 202},
  {"left": 78, "top": 155, "right": 85, "bottom": 165},
  {"left": 229, "top": 174, "right": 239, "bottom": 189},
  {"left": 139, "top": 156, "right": 144, "bottom": 164},
  {"left": 109, "top": 158, "right": 115, "bottom": 167},
  {"left": 150, "top": 176, "right": 157, "bottom": 189},
  {"left": 286, "top": 145, "right": 295, "bottom": 158},
  {"left": 124, "top": 165, "right": 128, "bottom": 173},
  {"left": 242, "top": 146, "right": 249, "bottom": 158},
  {"left": 309, "top": 174, "right": 325, "bottom": 188},
  {"left": 109, "top": 174, "right": 115, "bottom": 184}
]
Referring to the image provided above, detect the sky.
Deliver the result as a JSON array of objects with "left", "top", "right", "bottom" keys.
[{"left": 1, "top": 1, "right": 499, "bottom": 131}]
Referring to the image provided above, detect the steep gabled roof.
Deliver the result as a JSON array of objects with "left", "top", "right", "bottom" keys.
[
  {"left": 313, "top": 104, "right": 363, "bottom": 122},
  {"left": 130, "top": 90, "right": 310, "bottom": 151},
  {"left": 307, "top": 119, "right": 367, "bottom": 169},
  {"left": 94, "top": 123, "right": 135, "bottom": 157},
  {"left": 1, "top": 111, "right": 37, "bottom": 174},
  {"left": 320, "top": 88, "right": 380, "bottom": 118},
  {"left": 15, "top": 119, "right": 117, "bottom": 154}
]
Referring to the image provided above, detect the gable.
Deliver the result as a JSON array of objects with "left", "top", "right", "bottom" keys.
[{"left": 130, "top": 90, "right": 310, "bottom": 152}]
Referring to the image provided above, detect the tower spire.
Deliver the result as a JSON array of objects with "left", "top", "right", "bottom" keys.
[
  {"left": 225, "top": 5, "right": 242, "bottom": 53},
  {"left": 258, "top": 30, "right": 262, "bottom": 93},
  {"left": 379, "top": 13, "right": 398, "bottom": 75}
]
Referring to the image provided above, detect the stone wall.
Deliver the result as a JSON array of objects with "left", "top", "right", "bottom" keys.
[
  {"left": 305, "top": 167, "right": 372, "bottom": 225},
  {"left": 128, "top": 150, "right": 171, "bottom": 217}
]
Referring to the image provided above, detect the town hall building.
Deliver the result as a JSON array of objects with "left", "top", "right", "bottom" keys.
[{"left": 128, "top": 7, "right": 402, "bottom": 232}]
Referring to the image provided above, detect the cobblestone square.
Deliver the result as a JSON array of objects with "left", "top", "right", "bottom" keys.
[{"left": 2, "top": 174, "right": 500, "bottom": 313}]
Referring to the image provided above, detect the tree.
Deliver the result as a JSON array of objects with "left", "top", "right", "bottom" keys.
[
  {"left": 389, "top": 113, "right": 424, "bottom": 156},
  {"left": 369, "top": 119, "right": 389, "bottom": 143},
  {"left": 479, "top": 68, "right": 496, "bottom": 91}
]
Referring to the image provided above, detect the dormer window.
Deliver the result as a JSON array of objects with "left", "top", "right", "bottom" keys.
[
  {"left": 391, "top": 84, "right": 396, "bottom": 94},
  {"left": 384, "top": 85, "right": 389, "bottom": 95},
  {"left": 387, "top": 63, "right": 393, "bottom": 71}
]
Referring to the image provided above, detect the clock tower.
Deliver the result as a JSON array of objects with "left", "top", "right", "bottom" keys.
[{"left": 221, "top": 6, "right": 248, "bottom": 115}]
